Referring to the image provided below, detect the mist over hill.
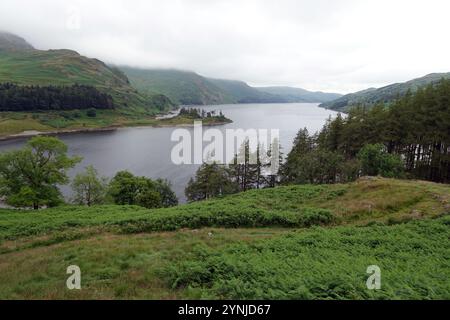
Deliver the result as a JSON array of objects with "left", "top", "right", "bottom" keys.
[{"left": 0, "top": 32, "right": 35, "bottom": 51}]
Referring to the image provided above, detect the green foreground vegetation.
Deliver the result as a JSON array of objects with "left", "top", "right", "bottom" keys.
[{"left": 0, "top": 178, "right": 448, "bottom": 299}]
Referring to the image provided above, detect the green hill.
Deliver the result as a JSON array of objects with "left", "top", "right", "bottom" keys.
[
  {"left": 0, "top": 33, "right": 173, "bottom": 114},
  {"left": 207, "top": 78, "right": 286, "bottom": 103},
  {"left": 0, "top": 33, "right": 179, "bottom": 136},
  {"left": 0, "top": 50, "right": 172, "bottom": 114},
  {"left": 122, "top": 67, "right": 280, "bottom": 105},
  {"left": 121, "top": 67, "right": 235, "bottom": 105},
  {"left": 122, "top": 67, "right": 341, "bottom": 105},
  {"left": 320, "top": 72, "right": 450, "bottom": 112},
  {"left": 0, "top": 177, "right": 448, "bottom": 299},
  {"left": 256, "top": 86, "right": 342, "bottom": 103}
]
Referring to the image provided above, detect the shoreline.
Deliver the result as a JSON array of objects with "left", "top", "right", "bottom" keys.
[{"left": 0, "top": 119, "right": 233, "bottom": 142}]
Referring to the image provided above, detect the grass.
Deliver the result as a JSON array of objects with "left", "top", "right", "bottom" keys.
[
  {"left": 0, "top": 228, "right": 289, "bottom": 299},
  {"left": 165, "top": 216, "right": 450, "bottom": 299},
  {"left": 0, "top": 178, "right": 447, "bottom": 246},
  {"left": 0, "top": 178, "right": 448, "bottom": 299}
]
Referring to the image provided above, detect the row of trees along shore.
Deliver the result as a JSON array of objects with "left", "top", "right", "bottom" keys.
[{"left": 0, "top": 83, "right": 114, "bottom": 111}]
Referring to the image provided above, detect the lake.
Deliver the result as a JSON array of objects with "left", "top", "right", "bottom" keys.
[{"left": 0, "top": 103, "right": 338, "bottom": 202}]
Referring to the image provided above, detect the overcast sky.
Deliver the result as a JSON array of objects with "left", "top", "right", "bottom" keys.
[{"left": 1, "top": 0, "right": 449, "bottom": 93}]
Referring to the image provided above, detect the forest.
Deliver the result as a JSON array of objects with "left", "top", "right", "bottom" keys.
[
  {"left": 308, "top": 78, "right": 450, "bottom": 183},
  {"left": 0, "top": 83, "right": 114, "bottom": 111}
]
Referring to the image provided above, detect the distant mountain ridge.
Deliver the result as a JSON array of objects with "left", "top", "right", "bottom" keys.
[
  {"left": 256, "top": 86, "right": 342, "bottom": 103},
  {"left": 122, "top": 67, "right": 342, "bottom": 105},
  {"left": 320, "top": 72, "right": 450, "bottom": 112},
  {"left": 0, "top": 32, "right": 35, "bottom": 51}
]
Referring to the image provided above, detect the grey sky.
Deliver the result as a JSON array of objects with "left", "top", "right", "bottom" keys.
[{"left": 1, "top": 0, "right": 449, "bottom": 93}]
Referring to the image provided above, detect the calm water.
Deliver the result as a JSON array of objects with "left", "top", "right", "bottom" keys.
[{"left": 0, "top": 103, "right": 338, "bottom": 202}]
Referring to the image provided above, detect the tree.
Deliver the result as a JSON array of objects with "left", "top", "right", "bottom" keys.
[
  {"left": 107, "top": 171, "right": 139, "bottom": 205},
  {"left": 228, "top": 140, "right": 259, "bottom": 191},
  {"left": 71, "top": 165, "right": 108, "bottom": 206},
  {"left": 357, "top": 144, "right": 404, "bottom": 178},
  {"left": 185, "top": 162, "right": 237, "bottom": 202},
  {"left": 281, "top": 128, "right": 314, "bottom": 184},
  {"left": 0, "top": 136, "right": 81, "bottom": 209},
  {"left": 154, "top": 179, "right": 178, "bottom": 207},
  {"left": 108, "top": 171, "right": 178, "bottom": 208}
]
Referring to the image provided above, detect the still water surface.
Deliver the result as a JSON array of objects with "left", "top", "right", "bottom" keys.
[{"left": 0, "top": 103, "right": 338, "bottom": 202}]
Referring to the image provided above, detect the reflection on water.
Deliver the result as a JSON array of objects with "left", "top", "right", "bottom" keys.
[{"left": 0, "top": 103, "right": 338, "bottom": 202}]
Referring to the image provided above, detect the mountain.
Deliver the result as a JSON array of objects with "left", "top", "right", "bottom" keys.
[
  {"left": 122, "top": 67, "right": 280, "bottom": 105},
  {"left": 320, "top": 72, "right": 450, "bottom": 112},
  {"left": 122, "top": 67, "right": 340, "bottom": 105},
  {"left": 0, "top": 33, "right": 173, "bottom": 113},
  {"left": 255, "top": 86, "right": 342, "bottom": 103},
  {"left": 206, "top": 78, "right": 286, "bottom": 103},
  {"left": 121, "top": 67, "right": 234, "bottom": 105},
  {"left": 0, "top": 32, "right": 35, "bottom": 51}
]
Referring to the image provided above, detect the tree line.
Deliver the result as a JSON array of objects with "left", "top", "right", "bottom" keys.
[
  {"left": 0, "top": 83, "right": 114, "bottom": 111},
  {"left": 179, "top": 107, "right": 226, "bottom": 119},
  {"left": 309, "top": 78, "right": 449, "bottom": 183},
  {"left": 185, "top": 140, "right": 282, "bottom": 201}
]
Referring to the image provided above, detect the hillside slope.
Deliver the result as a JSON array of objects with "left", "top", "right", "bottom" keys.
[
  {"left": 320, "top": 72, "right": 450, "bottom": 112},
  {"left": 0, "top": 33, "right": 173, "bottom": 114},
  {"left": 122, "top": 67, "right": 341, "bottom": 105},
  {"left": 0, "top": 178, "right": 448, "bottom": 299},
  {"left": 207, "top": 78, "right": 286, "bottom": 103},
  {"left": 256, "top": 86, "right": 342, "bottom": 103},
  {"left": 121, "top": 67, "right": 235, "bottom": 105}
]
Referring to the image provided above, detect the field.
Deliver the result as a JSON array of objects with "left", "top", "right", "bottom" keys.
[{"left": 0, "top": 178, "right": 448, "bottom": 299}]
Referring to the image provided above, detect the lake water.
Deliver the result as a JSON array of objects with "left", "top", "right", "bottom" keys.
[{"left": 0, "top": 103, "right": 338, "bottom": 202}]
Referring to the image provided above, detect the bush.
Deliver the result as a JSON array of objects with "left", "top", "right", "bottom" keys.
[
  {"left": 108, "top": 171, "right": 178, "bottom": 209},
  {"left": 358, "top": 144, "right": 404, "bottom": 178}
]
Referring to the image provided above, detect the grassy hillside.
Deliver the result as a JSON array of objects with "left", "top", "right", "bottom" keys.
[
  {"left": 0, "top": 178, "right": 448, "bottom": 299},
  {"left": 122, "top": 67, "right": 342, "bottom": 105},
  {"left": 0, "top": 34, "right": 179, "bottom": 136},
  {"left": 320, "top": 72, "right": 450, "bottom": 112},
  {"left": 256, "top": 86, "right": 342, "bottom": 103},
  {"left": 0, "top": 50, "right": 173, "bottom": 113},
  {"left": 0, "top": 32, "right": 167, "bottom": 111},
  {"left": 206, "top": 78, "right": 285, "bottom": 103},
  {"left": 122, "top": 67, "right": 280, "bottom": 105},
  {"left": 122, "top": 67, "right": 235, "bottom": 105}
]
